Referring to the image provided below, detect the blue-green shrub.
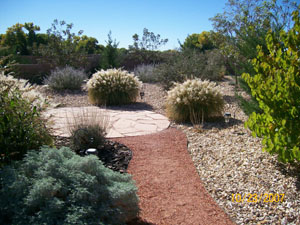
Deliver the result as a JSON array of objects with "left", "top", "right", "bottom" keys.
[{"left": 0, "top": 146, "right": 139, "bottom": 225}]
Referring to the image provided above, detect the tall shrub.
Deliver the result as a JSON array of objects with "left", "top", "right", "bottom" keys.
[
  {"left": 242, "top": 9, "right": 300, "bottom": 162},
  {"left": 155, "top": 50, "right": 225, "bottom": 90},
  {"left": 0, "top": 73, "right": 52, "bottom": 164}
]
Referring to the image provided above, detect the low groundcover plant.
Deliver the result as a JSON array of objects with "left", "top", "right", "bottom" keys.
[
  {"left": 87, "top": 68, "right": 142, "bottom": 105},
  {"left": 0, "top": 146, "right": 139, "bottom": 225},
  {"left": 166, "top": 78, "right": 224, "bottom": 123}
]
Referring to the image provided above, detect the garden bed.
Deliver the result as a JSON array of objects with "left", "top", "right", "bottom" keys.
[{"left": 42, "top": 78, "right": 300, "bottom": 224}]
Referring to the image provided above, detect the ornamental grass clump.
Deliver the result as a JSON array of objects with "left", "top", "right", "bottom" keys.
[
  {"left": 0, "top": 72, "right": 49, "bottom": 109},
  {"left": 44, "top": 66, "right": 87, "bottom": 91},
  {"left": 0, "top": 146, "right": 140, "bottom": 225},
  {"left": 67, "top": 107, "right": 110, "bottom": 152},
  {"left": 87, "top": 68, "right": 142, "bottom": 106},
  {"left": 0, "top": 72, "right": 52, "bottom": 165},
  {"left": 166, "top": 79, "right": 224, "bottom": 123}
]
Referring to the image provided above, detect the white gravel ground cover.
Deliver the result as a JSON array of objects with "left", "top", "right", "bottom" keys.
[{"left": 174, "top": 77, "right": 300, "bottom": 225}]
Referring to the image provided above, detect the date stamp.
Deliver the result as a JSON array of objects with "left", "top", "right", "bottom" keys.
[{"left": 231, "top": 193, "right": 285, "bottom": 203}]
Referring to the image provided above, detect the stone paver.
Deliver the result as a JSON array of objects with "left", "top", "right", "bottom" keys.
[{"left": 43, "top": 106, "right": 170, "bottom": 138}]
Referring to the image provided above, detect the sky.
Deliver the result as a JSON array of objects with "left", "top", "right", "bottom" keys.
[{"left": 0, "top": 0, "right": 228, "bottom": 50}]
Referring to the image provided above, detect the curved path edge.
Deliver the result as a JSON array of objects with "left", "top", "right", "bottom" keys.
[
  {"left": 43, "top": 106, "right": 170, "bottom": 138},
  {"left": 111, "top": 128, "right": 235, "bottom": 225}
]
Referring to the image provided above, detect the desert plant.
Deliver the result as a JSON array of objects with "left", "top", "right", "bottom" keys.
[
  {"left": 203, "top": 49, "right": 226, "bottom": 79},
  {"left": 133, "top": 64, "right": 157, "bottom": 83},
  {"left": 129, "top": 28, "right": 168, "bottom": 51},
  {"left": 87, "top": 68, "right": 142, "bottom": 106},
  {"left": 0, "top": 146, "right": 139, "bottom": 224},
  {"left": 0, "top": 73, "right": 52, "bottom": 164},
  {"left": 43, "top": 66, "right": 87, "bottom": 91},
  {"left": 67, "top": 107, "right": 109, "bottom": 152},
  {"left": 166, "top": 79, "right": 224, "bottom": 123},
  {"left": 0, "top": 72, "right": 50, "bottom": 109},
  {"left": 242, "top": 9, "right": 300, "bottom": 163},
  {"left": 120, "top": 49, "right": 164, "bottom": 71},
  {"left": 155, "top": 50, "right": 225, "bottom": 90},
  {"left": 35, "top": 19, "right": 87, "bottom": 68}
]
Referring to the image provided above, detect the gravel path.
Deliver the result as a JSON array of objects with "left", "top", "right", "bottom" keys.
[
  {"left": 40, "top": 78, "right": 300, "bottom": 224},
  {"left": 177, "top": 77, "right": 300, "bottom": 225},
  {"left": 115, "top": 128, "right": 234, "bottom": 225}
]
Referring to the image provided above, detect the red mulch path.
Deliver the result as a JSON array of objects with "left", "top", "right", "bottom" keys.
[{"left": 111, "top": 128, "right": 235, "bottom": 225}]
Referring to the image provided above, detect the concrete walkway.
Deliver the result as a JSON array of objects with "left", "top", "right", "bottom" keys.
[{"left": 43, "top": 106, "right": 170, "bottom": 138}]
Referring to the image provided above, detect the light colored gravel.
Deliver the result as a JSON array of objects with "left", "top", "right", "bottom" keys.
[
  {"left": 39, "top": 78, "right": 300, "bottom": 224},
  {"left": 175, "top": 77, "right": 300, "bottom": 225}
]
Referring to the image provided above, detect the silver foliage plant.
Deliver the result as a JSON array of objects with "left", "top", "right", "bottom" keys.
[
  {"left": 44, "top": 66, "right": 87, "bottom": 91},
  {"left": 0, "top": 146, "right": 139, "bottom": 225}
]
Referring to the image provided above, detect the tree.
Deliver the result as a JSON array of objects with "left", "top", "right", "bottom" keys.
[
  {"left": 24, "top": 23, "right": 40, "bottom": 49},
  {"left": 36, "top": 19, "right": 86, "bottom": 68},
  {"left": 0, "top": 22, "right": 42, "bottom": 55},
  {"left": 1, "top": 23, "right": 28, "bottom": 55},
  {"left": 129, "top": 28, "right": 168, "bottom": 50},
  {"left": 74, "top": 35, "right": 103, "bottom": 54},
  {"left": 210, "top": 0, "right": 298, "bottom": 75},
  {"left": 242, "top": 8, "right": 300, "bottom": 163},
  {"left": 99, "top": 31, "right": 120, "bottom": 69},
  {"left": 181, "top": 31, "right": 216, "bottom": 52}
]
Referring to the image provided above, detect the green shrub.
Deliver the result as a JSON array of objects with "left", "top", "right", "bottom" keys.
[
  {"left": 242, "top": 9, "right": 300, "bottom": 163},
  {"left": 0, "top": 73, "right": 52, "bottom": 164},
  {"left": 155, "top": 50, "right": 225, "bottom": 90},
  {"left": 166, "top": 79, "right": 224, "bottom": 123},
  {"left": 0, "top": 146, "right": 139, "bottom": 225},
  {"left": 133, "top": 64, "right": 157, "bottom": 83},
  {"left": 67, "top": 107, "right": 109, "bottom": 152},
  {"left": 120, "top": 49, "right": 164, "bottom": 70},
  {"left": 87, "top": 68, "right": 142, "bottom": 106},
  {"left": 44, "top": 66, "right": 87, "bottom": 91},
  {"left": 204, "top": 49, "right": 226, "bottom": 80},
  {"left": 235, "top": 93, "right": 262, "bottom": 116}
]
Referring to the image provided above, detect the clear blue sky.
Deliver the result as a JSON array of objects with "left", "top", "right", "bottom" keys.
[{"left": 0, "top": 0, "right": 228, "bottom": 50}]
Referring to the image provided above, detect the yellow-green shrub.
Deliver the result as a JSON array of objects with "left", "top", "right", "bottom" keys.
[
  {"left": 87, "top": 69, "right": 142, "bottom": 105},
  {"left": 166, "top": 79, "right": 224, "bottom": 123},
  {"left": 242, "top": 9, "right": 300, "bottom": 163}
]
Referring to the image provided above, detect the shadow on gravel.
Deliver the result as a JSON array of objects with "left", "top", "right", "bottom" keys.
[
  {"left": 276, "top": 162, "right": 300, "bottom": 192},
  {"left": 106, "top": 102, "right": 154, "bottom": 112},
  {"left": 182, "top": 117, "right": 244, "bottom": 131},
  {"left": 127, "top": 217, "right": 156, "bottom": 225},
  {"left": 223, "top": 95, "right": 237, "bottom": 104}
]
